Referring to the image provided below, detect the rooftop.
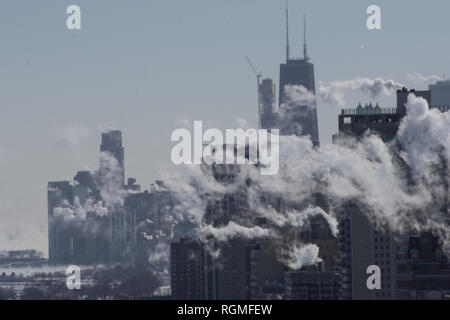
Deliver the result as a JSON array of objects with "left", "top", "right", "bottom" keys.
[{"left": 341, "top": 103, "right": 397, "bottom": 116}]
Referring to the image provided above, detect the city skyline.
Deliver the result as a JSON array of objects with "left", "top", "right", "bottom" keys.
[
  {"left": 0, "top": 1, "right": 449, "bottom": 302},
  {"left": 1, "top": 0, "right": 449, "bottom": 257}
]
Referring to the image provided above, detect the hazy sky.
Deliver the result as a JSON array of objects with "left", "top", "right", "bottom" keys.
[{"left": 0, "top": 0, "right": 449, "bottom": 253}]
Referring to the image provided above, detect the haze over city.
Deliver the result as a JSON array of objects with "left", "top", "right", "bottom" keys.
[{"left": 0, "top": 0, "right": 449, "bottom": 257}]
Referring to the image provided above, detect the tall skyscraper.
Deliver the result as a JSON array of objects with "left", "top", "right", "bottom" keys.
[
  {"left": 100, "top": 130, "right": 125, "bottom": 185},
  {"left": 259, "top": 78, "right": 278, "bottom": 130},
  {"left": 47, "top": 181, "right": 73, "bottom": 263},
  {"left": 336, "top": 101, "right": 402, "bottom": 300},
  {"left": 170, "top": 237, "right": 209, "bottom": 300},
  {"left": 335, "top": 88, "right": 447, "bottom": 300},
  {"left": 278, "top": 7, "right": 319, "bottom": 145}
]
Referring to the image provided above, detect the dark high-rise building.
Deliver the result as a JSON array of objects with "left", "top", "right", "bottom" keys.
[
  {"left": 337, "top": 101, "right": 402, "bottom": 299},
  {"left": 100, "top": 130, "right": 125, "bottom": 184},
  {"left": 249, "top": 238, "right": 285, "bottom": 300},
  {"left": 429, "top": 79, "right": 450, "bottom": 108},
  {"left": 338, "top": 201, "right": 397, "bottom": 300},
  {"left": 335, "top": 88, "right": 447, "bottom": 300},
  {"left": 170, "top": 237, "right": 209, "bottom": 300},
  {"left": 397, "top": 233, "right": 450, "bottom": 300},
  {"left": 47, "top": 181, "right": 73, "bottom": 264},
  {"left": 214, "top": 239, "right": 251, "bottom": 300},
  {"left": 278, "top": 9, "right": 319, "bottom": 144},
  {"left": 201, "top": 162, "right": 252, "bottom": 300},
  {"left": 336, "top": 94, "right": 412, "bottom": 300}
]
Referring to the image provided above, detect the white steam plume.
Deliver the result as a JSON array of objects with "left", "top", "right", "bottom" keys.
[
  {"left": 162, "top": 93, "right": 450, "bottom": 266},
  {"left": 282, "top": 244, "right": 321, "bottom": 270},
  {"left": 318, "top": 77, "right": 404, "bottom": 107}
]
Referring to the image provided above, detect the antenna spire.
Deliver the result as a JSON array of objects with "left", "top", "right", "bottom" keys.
[
  {"left": 286, "top": 0, "right": 290, "bottom": 62},
  {"left": 303, "top": 13, "right": 309, "bottom": 62}
]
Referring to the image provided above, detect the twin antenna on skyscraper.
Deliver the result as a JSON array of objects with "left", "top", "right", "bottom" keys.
[
  {"left": 286, "top": 0, "right": 309, "bottom": 62},
  {"left": 245, "top": 1, "right": 310, "bottom": 128}
]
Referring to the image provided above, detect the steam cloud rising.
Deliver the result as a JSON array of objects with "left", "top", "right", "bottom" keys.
[
  {"left": 162, "top": 94, "right": 449, "bottom": 269},
  {"left": 49, "top": 88, "right": 449, "bottom": 272},
  {"left": 318, "top": 77, "right": 404, "bottom": 107}
]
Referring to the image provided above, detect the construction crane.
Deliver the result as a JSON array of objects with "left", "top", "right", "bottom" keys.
[{"left": 245, "top": 56, "right": 263, "bottom": 129}]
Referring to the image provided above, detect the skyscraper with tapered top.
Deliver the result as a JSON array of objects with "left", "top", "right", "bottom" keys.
[{"left": 278, "top": 3, "right": 320, "bottom": 146}]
